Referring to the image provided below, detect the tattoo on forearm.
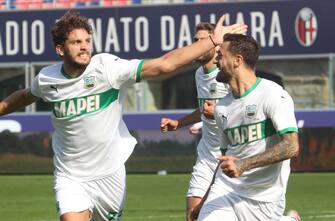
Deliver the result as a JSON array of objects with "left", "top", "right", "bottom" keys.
[{"left": 237, "top": 133, "right": 299, "bottom": 172}]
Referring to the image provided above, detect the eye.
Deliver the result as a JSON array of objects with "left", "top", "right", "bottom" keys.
[{"left": 193, "top": 37, "right": 199, "bottom": 42}]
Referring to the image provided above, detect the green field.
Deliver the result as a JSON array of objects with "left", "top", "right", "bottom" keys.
[{"left": 0, "top": 173, "right": 334, "bottom": 221}]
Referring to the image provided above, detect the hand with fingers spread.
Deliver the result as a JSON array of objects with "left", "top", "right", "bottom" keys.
[
  {"left": 211, "top": 15, "right": 248, "bottom": 46},
  {"left": 217, "top": 155, "right": 245, "bottom": 178},
  {"left": 203, "top": 100, "right": 215, "bottom": 119},
  {"left": 160, "top": 118, "right": 179, "bottom": 132}
]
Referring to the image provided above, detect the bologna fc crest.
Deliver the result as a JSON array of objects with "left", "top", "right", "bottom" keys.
[{"left": 295, "top": 7, "right": 318, "bottom": 47}]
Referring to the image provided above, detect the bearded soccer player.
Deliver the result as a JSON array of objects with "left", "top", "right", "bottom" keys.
[
  {"left": 0, "top": 11, "right": 247, "bottom": 221},
  {"left": 197, "top": 34, "right": 301, "bottom": 221},
  {"left": 160, "top": 22, "right": 229, "bottom": 221}
]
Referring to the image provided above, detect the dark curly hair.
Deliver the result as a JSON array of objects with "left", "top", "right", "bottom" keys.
[
  {"left": 51, "top": 10, "right": 92, "bottom": 47},
  {"left": 224, "top": 34, "right": 260, "bottom": 70}
]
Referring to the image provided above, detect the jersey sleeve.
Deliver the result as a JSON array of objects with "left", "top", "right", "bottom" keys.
[
  {"left": 103, "top": 54, "right": 143, "bottom": 88},
  {"left": 266, "top": 89, "right": 298, "bottom": 135},
  {"left": 30, "top": 75, "right": 42, "bottom": 99}
]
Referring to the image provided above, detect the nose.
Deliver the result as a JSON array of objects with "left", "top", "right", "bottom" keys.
[{"left": 81, "top": 41, "right": 91, "bottom": 51}]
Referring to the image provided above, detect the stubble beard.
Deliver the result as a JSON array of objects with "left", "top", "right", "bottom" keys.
[
  {"left": 66, "top": 52, "right": 91, "bottom": 71},
  {"left": 216, "top": 69, "right": 231, "bottom": 83}
]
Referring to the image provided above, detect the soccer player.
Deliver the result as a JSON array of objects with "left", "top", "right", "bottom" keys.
[
  {"left": 0, "top": 11, "right": 247, "bottom": 221},
  {"left": 160, "top": 22, "right": 229, "bottom": 221},
  {"left": 197, "top": 34, "right": 301, "bottom": 221}
]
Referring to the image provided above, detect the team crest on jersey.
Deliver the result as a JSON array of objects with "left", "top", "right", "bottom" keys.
[
  {"left": 245, "top": 105, "right": 257, "bottom": 119},
  {"left": 295, "top": 7, "right": 318, "bottom": 47},
  {"left": 210, "top": 83, "right": 217, "bottom": 95},
  {"left": 83, "top": 75, "right": 96, "bottom": 89}
]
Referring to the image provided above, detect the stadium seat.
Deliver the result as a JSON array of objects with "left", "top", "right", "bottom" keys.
[
  {"left": 0, "top": 0, "right": 6, "bottom": 9},
  {"left": 89, "top": 0, "right": 100, "bottom": 6},
  {"left": 54, "top": 0, "right": 71, "bottom": 8},
  {"left": 74, "top": 0, "right": 86, "bottom": 7},
  {"left": 0, "top": 0, "right": 224, "bottom": 10},
  {"left": 42, "top": 0, "right": 54, "bottom": 8},
  {"left": 102, "top": 0, "right": 130, "bottom": 6},
  {"left": 11, "top": 0, "right": 29, "bottom": 9}
]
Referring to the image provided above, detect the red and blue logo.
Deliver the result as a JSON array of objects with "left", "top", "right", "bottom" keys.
[{"left": 295, "top": 7, "right": 318, "bottom": 47}]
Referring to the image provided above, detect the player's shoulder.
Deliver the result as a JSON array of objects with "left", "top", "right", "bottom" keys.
[
  {"left": 195, "top": 66, "right": 204, "bottom": 78},
  {"left": 91, "top": 53, "right": 120, "bottom": 64},
  {"left": 38, "top": 63, "right": 62, "bottom": 79},
  {"left": 259, "top": 78, "right": 285, "bottom": 94},
  {"left": 260, "top": 78, "right": 293, "bottom": 101}
]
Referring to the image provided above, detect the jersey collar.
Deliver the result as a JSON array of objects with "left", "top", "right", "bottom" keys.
[{"left": 234, "top": 77, "right": 262, "bottom": 99}]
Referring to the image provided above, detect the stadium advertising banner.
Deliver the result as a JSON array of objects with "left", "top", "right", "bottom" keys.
[
  {"left": 1, "top": 112, "right": 335, "bottom": 172},
  {"left": 0, "top": 0, "right": 334, "bottom": 63},
  {"left": 1, "top": 110, "right": 335, "bottom": 132}
]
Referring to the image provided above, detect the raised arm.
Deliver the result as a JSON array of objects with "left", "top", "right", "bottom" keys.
[
  {"left": 0, "top": 89, "right": 38, "bottom": 116},
  {"left": 141, "top": 16, "right": 247, "bottom": 79},
  {"left": 219, "top": 132, "right": 299, "bottom": 178}
]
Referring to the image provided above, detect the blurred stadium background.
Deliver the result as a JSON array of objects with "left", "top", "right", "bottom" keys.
[{"left": 0, "top": 0, "right": 335, "bottom": 220}]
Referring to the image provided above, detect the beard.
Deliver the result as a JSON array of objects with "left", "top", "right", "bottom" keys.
[
  {"left": 216, "top": 69, "right": 231, "bottom": 83},
  {"left": 63, "top": 51, "right": 91, "bottom": 70}
]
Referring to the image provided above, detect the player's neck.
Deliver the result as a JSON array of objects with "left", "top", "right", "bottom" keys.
[
  {"left": 230, "top": 70, "right": 257, "bottom": 98},
  {"left": 62, "top": 63, "right": 86, "bottom": 78}
]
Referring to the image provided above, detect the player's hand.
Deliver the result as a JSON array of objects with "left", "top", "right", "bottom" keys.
[
  {"left": 203, "top": 100, "right": 215, "bottom": 119},
  {"left": 160, "top": 118, "right": 179, "bottom": 132},
  {"left": 189, "top": 126, "right": 200, "bottom": 135},
  {"left": 212, "top": 15, "right": 248, "bottom": 45},
  {"left": 189, "top": 122, "right": 203, "bottom": 135},
  {"left": 217, "top": 155, "right": 244, "bottom": 178}
]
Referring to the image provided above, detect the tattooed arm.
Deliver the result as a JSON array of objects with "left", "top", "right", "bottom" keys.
[{"left": 218, "top": 132, "right": 299, "bottom": 178}]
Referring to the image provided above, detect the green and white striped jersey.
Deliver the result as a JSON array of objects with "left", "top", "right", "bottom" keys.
[
  {"left": 214, "top": 77, "right": 298, "bottom": 202},
  {"left": 195, "top": 66, "right": 229, "bottom": 159},
  {"left": 31, "top": 53, "right": 143, "bottom": 181}
]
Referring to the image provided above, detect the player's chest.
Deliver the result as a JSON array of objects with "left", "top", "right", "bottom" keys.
[
  {"left": 217, "top": 99, "right": 268, "bottom": 145},
  {"left": 44, "top": 72, "right": 109, "bottom": 102}
]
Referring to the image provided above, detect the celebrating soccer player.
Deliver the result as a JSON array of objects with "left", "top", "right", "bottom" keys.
[{"left": 0, "top": 11, "right": 247, "bottom": 221}]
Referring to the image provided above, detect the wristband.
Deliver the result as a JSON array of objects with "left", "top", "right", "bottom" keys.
[{"left": 209, "top": 35, "right": 217, "bottom": 47}]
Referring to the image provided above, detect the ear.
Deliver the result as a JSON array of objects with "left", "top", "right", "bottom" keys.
[
  {"left": 233, "top": 54, "right": 243, "bottom": 68},
  {"left": 55, "top": 45, "right": 64, "bottom": 57}
]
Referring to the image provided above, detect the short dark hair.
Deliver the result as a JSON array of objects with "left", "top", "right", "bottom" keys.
[
  {"left": 223, "top": 34, "right": 260, "bottom": 69},
  {"left": 195, "top": 22, "right": 215, "bottom": 34},
  {"left": 51, "top": 10, "right": 92, "bottom": 47}
]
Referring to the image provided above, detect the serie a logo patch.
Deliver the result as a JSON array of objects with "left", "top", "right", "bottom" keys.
[{"left": 83, "top": 75, "right": 96, "bottom": 89}]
